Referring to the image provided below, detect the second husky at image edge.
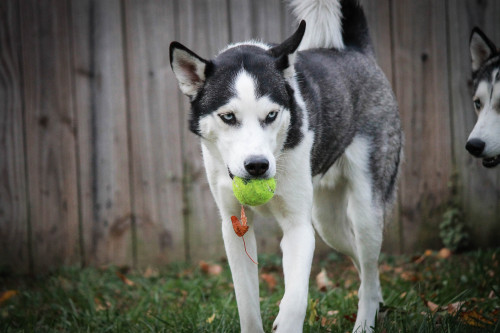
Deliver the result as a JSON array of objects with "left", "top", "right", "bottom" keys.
[{"left": 170, "top": 0, "right": 402, "bottom": 332}]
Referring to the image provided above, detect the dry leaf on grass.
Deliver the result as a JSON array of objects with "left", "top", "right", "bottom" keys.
[
  {"left": 316, "top": 268, "right": 333, "bottom": 291},
  {"left": 116, "top": 271, "right": 135, "bottom": 286},
  {"left": 199, "top": 261, "right": 223, "bottom": 276},
  {"left": 206, "top": 313, "right": 216, "bottom": 324},
  {"left": 260, "top": 273, "right": 277, "bottom": 291},
  {"left": 437, "top": 248, "right": 452, "bottom": 259},
  {"left": 0, "top": 290, "right": 18, "bottom": 305}
]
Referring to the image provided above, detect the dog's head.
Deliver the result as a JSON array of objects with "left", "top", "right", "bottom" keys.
[
  {"left": 170, "top": 22, "right": 306, "bottom": 179},
  {"left": 467, "top": 27, "right": 500, "bottom": 168}
]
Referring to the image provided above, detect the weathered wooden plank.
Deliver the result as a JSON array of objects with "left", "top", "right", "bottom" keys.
[
  {"left": 228, "top": 0, "right": 252, "bottom": 42},
  {"left": 447, "top": 0, "right": 500, "bottom": 248},
  {"left": 19, "top": 0, "right": 80, "bottom": 272},
  {"left": 122, "top": 0, "right": 185, "bottom": 265},
  {"left": 391, "top": 0, "right": 453, "bottom": 252},
  {"left": 251, "top": 0, "right": 283, "bottom": 44},
  {"left": 176, "top": 0, "right": 230, "bottom": 262},
  {"left": 70, "top": 0, "right": 133, "bottom": 266},
  {"left": 0, "top": 0, "right": 30, "bottom": 274}
]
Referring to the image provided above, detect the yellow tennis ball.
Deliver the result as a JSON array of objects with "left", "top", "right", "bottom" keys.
[{"left": 232, "top": 177, "right": 276, "bottom": 206}]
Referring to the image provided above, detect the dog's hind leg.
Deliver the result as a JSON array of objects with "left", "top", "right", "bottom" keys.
[{"left": 345, "top": 139, "right": 384, "bottom": 333}]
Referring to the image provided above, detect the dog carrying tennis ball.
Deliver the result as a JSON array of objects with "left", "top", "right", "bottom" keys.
[{"left": 232, "top": 177, "right": 276, "bottom": 206}]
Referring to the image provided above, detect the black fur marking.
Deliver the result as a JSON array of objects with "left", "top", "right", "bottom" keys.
[
  {"left": 188, "top": 45, "right": 304, "bottom": 150},
  {"left": 472, "top": 55, "right": 500, "bottom": 92}
]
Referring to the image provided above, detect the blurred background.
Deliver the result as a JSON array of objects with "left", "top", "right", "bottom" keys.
[{"left": 1, "top": 0, "right": 499, "bottom": 275}]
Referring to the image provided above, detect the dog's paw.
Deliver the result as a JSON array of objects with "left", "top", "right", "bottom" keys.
[{"left": 271, "top": 310, "right": 303, "bottom": 333}]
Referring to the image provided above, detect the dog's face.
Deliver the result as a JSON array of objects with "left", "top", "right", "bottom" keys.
[
  {"left": 467, "top": 28, "right": 500, "bottom": 168},
  {"left": 170, "top": 23, "right": 306, "bottom": 179}
]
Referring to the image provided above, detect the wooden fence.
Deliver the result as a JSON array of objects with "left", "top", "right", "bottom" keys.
[{"left": 1, "top": 0, "right": 499, "bottom": 274}]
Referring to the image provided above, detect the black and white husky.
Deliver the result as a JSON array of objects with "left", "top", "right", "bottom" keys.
[
  {"left": 170, "top": 0, "right": 402, "bottom": 331},
  {"left": 467, "top": 28, "right": 500, "bottom": 168}
]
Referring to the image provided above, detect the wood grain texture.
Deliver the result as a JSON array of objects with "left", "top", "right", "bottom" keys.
[
  {"left": 446, "top": 0, "right": 500, "bottom": 248},
  {"left": 70, "top": 0, "right": 133, "bottom": 266},
  {"left": 20, "top": 0, "right": 80, "bottom": 273},
  {"left": 123, "top": 0, "right": 185, "bottom": 265},
  {"left": 0, "top": 0, "right": 30, "bottom": 274},
  {"left": 176, "top": 0, "right": 230, "bottom": 262},
  {"left": 391, "top": 0, "right": 453, "bottom": 252}
]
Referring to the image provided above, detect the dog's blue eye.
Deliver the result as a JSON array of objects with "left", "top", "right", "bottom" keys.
[
  {"left": 474, "top": 99, "right": 482, "bottom": 110},
  {"left": 265, "top": 111, "right": 278, "bottom": 124},
  {"left": 219, "top": 113, "right": 236, "bottom": 125}
]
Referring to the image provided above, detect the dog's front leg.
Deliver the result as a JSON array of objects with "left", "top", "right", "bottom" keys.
[
  {"left": 272, "top": 212, "right": 315, "bottom": 333},
  {"left": 221, "top": 208, "right": 264, "bottom": 333}
]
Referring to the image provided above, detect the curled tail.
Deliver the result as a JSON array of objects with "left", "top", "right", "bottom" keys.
[{"left": 289, "top": 0, "right": 372, "bottom": 54}]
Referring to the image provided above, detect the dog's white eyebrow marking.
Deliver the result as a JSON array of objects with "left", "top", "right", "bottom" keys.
[{"left": 234, "top": 70, "right": 258, "bottom": 103}]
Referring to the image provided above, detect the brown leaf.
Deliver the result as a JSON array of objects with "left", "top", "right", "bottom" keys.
[
  {"left": 0, "top": 290, "right": 18, "bottom": 305},
  {"left": 116, "top": 271, "right": 135, "bottom": 286},
  {"left": 447, "top": 301, "right": 465, "bottom": 315},
  {"left": 143, "top": 267, "right": 159, "bottom": 278},
  {"left": 94, "top": 297, "right": 111, "bottom": 311},
  {"left": 426, "top": 300, "right": 440, "bottom": 313},
  {"left": 438, "top": 248, "right": 452, "bottom": 259},
  {"left": 316, "top": 268, "right": 333, "bottom": 291},
  {"left": 344, "top": 313, "right": 357, "bottom": 323},
  {"left": 199, "top": 261, "right": 223, "bottom": 276},
  {"left": 260, "top": 273, "right": 277, "bottom": 291},
  {"left": 460, "top": 309, "right": 494, "bottom": 327}
]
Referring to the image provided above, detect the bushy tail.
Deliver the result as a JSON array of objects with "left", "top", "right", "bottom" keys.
[{"left": 289, "top": 0, "right": 372, "bottom": 53}]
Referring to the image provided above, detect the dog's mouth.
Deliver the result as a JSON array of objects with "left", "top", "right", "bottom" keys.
[
  {"left": 482, "top": 155, "right": 500, "bottom": 168},
  {"left": 228, "top": 168, "right": 235, "bottom": 180}
]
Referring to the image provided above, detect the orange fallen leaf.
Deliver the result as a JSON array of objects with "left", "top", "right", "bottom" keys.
[
  {"left": 116, "top": 271, "right": 135, "bottom": 286},
  {"left": 426, "top": 300, "right": 440, "bottom": 313},
  {"left": 438, "top": 248, "right": 452, "bottom": 259},
  {"left": 0, "top": 290, "right": 18, "bottom": 305},
  {"left": 260, "top": 273, "right": 277, "bottom": 291},
  {"left": 199, "top": 261, "right": 223, "bottom": 276},
  {"left": 316, "top": 268, "right": 333, "bottom": 291},
  {"left": 460, "top": 309, "right": 494, "bottom": 327}
]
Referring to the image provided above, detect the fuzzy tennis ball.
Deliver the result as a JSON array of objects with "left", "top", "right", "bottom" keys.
[{"left": 232, "top": 177, "right": 276, "bottom": 206}]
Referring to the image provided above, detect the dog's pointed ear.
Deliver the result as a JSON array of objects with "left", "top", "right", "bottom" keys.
[
  {"left": 269, "top": 20, "right": 306, "bottom": 79},
  {"left": 170, "top": 42, "right": 210, "bottom": 97},
  {"left": 470, "top": 27, "right": 497, "bottom": 72}
]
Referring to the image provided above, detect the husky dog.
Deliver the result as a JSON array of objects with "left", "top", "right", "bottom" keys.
[
  {"left": 467, "top": 27, "right": 500, "bottom": 168},
  {"left": 170, "top": 0, "right": 402, "bottom": 331}
]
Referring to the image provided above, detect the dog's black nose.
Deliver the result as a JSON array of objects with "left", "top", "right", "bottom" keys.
[
  {"left": 466, "top": 138, "right": 485, "bottom": 157},
  {"left": 244, "top": 156, "right": 269, "bottom": 177}
]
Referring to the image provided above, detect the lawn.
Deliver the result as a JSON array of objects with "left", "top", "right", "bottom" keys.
[{"left": 1, "top": 249, "right": 499, "bottom": 332}]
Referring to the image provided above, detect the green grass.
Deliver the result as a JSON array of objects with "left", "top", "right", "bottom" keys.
[{"left": 1, "top": 249, "right": 499, "bottom": 332}]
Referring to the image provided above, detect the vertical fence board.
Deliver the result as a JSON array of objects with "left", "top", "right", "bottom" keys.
[
  {"left": 71, "top": 0, "right": 133, "bottom": 266},
  {"left": 123, "top": 0, "right": 185, "bottom": 265},
  {"left": 0, "top": 0, "right": 29, "bottom": 274},
  {"left": 177, "top": 0, "right": 230, "bottom": 262},
  {"left": 19, "top": 0, "right": 80, "bottom": 272},
  {"left": 447, "top": 0, "right": 500, "bottom": 248},
  {"left": 391, "top": 0, "right": 453, "bottom": 252}
]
